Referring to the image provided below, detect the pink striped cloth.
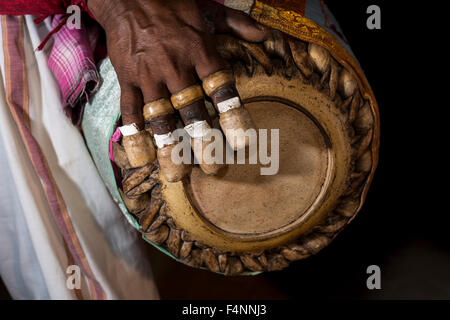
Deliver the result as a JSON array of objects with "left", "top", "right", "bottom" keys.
[{"left": 48, "top": 14, "right": 100, "bottom": 125}]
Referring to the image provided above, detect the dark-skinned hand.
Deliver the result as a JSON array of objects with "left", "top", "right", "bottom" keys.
[{"left": 87, "top": 0, "right": 268, "bottom": 129}]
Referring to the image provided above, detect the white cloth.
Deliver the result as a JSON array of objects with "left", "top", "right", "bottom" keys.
[{"left": 0, "top": 17, "right": 159, "bottom": 300}]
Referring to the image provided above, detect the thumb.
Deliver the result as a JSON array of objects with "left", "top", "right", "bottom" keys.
[
  {"left": 201, "top": 0, "right": 269, "bottom": 42},
  {"left": 221, "top": 7, "right": 269, "bottom": 42}
]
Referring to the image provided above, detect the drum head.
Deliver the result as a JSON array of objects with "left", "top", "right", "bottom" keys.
[{"left": 186, "top": 99, "right": 331, "bottom": 240}]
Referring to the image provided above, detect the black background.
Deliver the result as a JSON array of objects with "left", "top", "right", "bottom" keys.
[{"left": 1, "top": 0, "right": 446, "bottom": 300}]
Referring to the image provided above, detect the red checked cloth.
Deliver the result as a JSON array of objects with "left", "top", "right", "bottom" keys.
[{"left": 48, "top": 14, "right": 100, "bottom": 125}]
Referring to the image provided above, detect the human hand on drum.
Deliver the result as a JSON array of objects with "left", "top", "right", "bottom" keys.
[{"left": 87, "top": 0, "right": 269, "bottom": 182}]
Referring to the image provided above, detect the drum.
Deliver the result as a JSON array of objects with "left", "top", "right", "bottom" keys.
[{"left": 82, "top": 1, "right": 379, "bottom": 275}]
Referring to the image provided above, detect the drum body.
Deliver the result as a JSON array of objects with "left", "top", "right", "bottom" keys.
[{"left": 82, "top": 0, "right": 379, "bottom": 275}]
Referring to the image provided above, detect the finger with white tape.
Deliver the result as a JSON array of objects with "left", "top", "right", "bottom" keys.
[
  {"left": 202, "top": 69, "right": 255, "bottom": 151},
  {"left": 143, "top": 99, "right": 190, "bottom": 182},
  {"left": 119, "top": 123, "right": 156, "bottom": 168},
  {"left": 171, "top": 85, "right": 226, "bottom": 175}
]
